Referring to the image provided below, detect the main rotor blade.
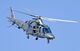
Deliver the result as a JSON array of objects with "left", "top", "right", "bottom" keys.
[
  {"left": 14, "top": 9, "right": 78, "bottom": 23},
  {"left": 14, "top": 10, "right": 37, "bottom": 17},
  {"left": 42, "top": 17, "right": 78, "bottom": 23}
]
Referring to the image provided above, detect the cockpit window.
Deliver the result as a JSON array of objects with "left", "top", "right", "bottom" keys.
[{"left": 43, "top": 27, "right": 51, "bottom": 34}]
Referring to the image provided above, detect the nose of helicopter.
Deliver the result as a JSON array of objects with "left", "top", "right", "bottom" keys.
[{"left": 46, "top": 33, "right": 55, "bottom": 39}]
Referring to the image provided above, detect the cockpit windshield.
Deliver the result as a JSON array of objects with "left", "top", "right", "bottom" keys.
[{"left": 43, "top": 26, "right": 52, "bottom": 34}]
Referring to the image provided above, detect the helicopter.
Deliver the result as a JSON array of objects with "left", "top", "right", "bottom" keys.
[{"left": 7, "top": 7, "right": 78, "bottom": 43}]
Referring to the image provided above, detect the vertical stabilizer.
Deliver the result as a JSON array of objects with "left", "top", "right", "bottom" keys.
[{"left": 10, "top": 7, "right": 15, "bottom": 18}]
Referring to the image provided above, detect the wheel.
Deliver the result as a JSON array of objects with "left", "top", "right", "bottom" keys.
[
  {"left": 35, "top": 37, "right": 38, "bottom": 40},
  {"left": 47, "top": 39, "right": 50, "bottom": 44},
  {"left": 18, "top": 27, "right": 21, "bottom": 29},
  {"left": 27, "top": 35, "right": 29, "bottom": 39}
]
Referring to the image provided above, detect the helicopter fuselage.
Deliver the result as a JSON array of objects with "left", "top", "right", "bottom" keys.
[
  {"left": 8, "top": 8, "right": 55, "bottom": 43},
  {"left": 8, "top": 17, "right": 55, "bottom": 43}
]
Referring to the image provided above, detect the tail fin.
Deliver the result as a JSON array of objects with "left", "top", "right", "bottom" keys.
[
  {"left": 7, "top": 7, "right": 16, "bottom": 27},
  {"left": 10, "top": 7, "right": 16, "bottom": 18}
]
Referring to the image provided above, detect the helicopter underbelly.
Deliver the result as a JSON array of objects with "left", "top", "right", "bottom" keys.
[{"left": 30, "top": 33, "right": 45, "bottom": 38}]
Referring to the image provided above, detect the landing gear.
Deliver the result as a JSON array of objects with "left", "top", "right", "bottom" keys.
[
  {"left": 23, "top": 29, "right": 25, "bottom": 31},
  {"left": 35, "top": 37, "right": 38, "bottom": 40},
  {"left": 47, "top": 39, "right": 50, "bottom": 44},
  {"left": 27, "top": 35, "right": 29, "bottom": 39},
  {"left": 26, "top": 32, "right": 29, "bottom": 39},
  {"left": 18, "top": 27, "right": 21, "bottom": 29}
]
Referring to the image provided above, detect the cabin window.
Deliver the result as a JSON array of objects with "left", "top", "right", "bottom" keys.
[
  {"left": 33, "top": 30, "right": 36, "bottom": 33},
  {"left": 33, "top": 26, "right": 36, "bottom": 28},
  {"left": 43, "top": 27, "right": 51, "bottom": 33}
]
